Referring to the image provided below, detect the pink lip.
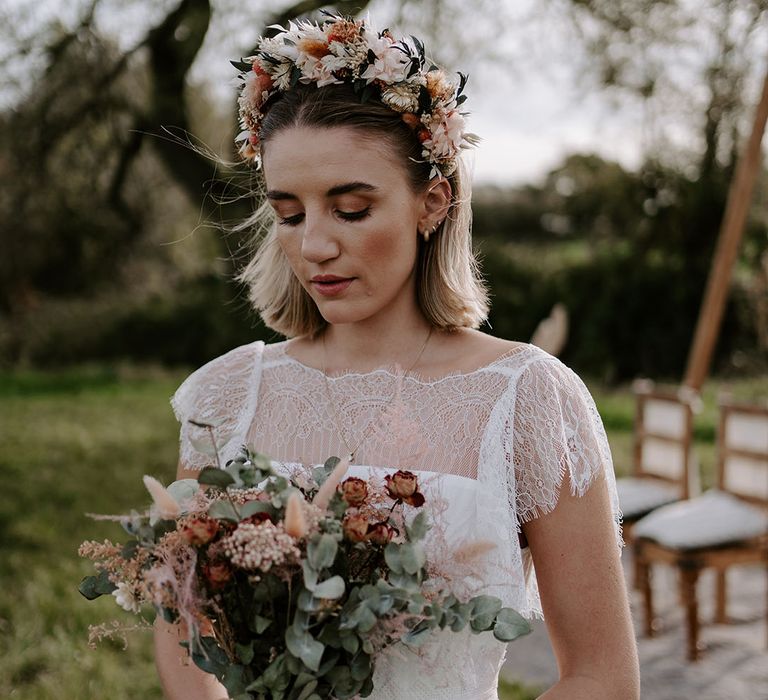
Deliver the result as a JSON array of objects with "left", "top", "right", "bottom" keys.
[{"left": 311, "top": 277, "right": 354, "bottom": 297}]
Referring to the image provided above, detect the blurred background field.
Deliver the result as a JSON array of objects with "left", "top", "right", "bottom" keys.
[{"left": 1, "top": 367, "right": 765, "bottom": 699}]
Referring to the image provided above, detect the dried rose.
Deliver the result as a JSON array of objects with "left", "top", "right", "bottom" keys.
[
  {"left": 202, "top": 560, "right": 232, "bottom": 589},
  {"left": 242, "top": 511, "right": 273, "bottom": 525},
  {"left": 339, "top": 477, "right": 368, "bottom": 507},
  {"left": 342, "top": 514, "right": 370, "bottom": 543},
  {"left": 384, "top": 470, "right": 425, "bottom": 507},
  {"left": 180, "top": 516, "right": 219, "bottom": 546},
  {"left": 367, "top": 522, "right": 396, "bottom": 546}
]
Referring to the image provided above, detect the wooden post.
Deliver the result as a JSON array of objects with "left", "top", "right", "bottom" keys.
[{"left": 684, "top": 63, "right": 768, "bottom": 391}]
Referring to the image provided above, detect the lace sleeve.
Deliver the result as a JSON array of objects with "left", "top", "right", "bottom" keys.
[
  {"left": 512, "top": 357, "right": 623, "bottom": 548},
  {"left": 170, "top": 341, "right": 265, "bottom": 471}
]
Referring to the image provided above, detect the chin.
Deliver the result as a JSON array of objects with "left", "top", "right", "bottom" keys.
[{"left": 314, "top": 300, "right": 375, "bottom": 326}]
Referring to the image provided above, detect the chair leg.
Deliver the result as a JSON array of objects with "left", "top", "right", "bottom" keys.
[
  {"left": 680, "top": 566, "right": 702, "bottom": 661},
  {"left": 714, "top": 569, "right": 727, "bottom": 624},
  {"left": 636, "top": 555, "right": 655, "bottom": 637}
]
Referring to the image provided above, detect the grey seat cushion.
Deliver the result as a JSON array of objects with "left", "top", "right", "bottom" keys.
[
  {"left": 633, "top": 489, "right": 768, "bottom": 550},
  {"left": 617, "top": 477, "right": 680, "bottom": 520}
]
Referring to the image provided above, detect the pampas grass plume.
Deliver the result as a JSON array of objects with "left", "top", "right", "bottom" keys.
[
  {"left": 143, "top": 475, "right": 182, "bottom": 519},
  {"left": 312, "top": 455, "right": 350, "bottom": 510},
  {"left": 284, "top": 492, "right": 308, "bottom": 538}
]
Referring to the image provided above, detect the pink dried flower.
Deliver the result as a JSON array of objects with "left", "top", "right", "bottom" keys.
[{"left": 179, "top": 515, "right": 220, "bottom": 546}]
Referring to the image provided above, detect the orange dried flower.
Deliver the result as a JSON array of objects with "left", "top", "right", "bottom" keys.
[
  {"left": 401, "top": 113, "right": 421, "bottom": 129},
  {"left": 297, "top": 38, "right": 330, "bottom": 59},
  {"left": 339, "top": 477, "right": 368, "bottom": 507}
]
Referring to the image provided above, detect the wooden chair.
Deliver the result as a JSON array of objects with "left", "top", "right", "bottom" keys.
[
  {"left": 633, "top": 399, "right": 768, "bottom": 661},
  {"left": 616, "top": 379, "right": 701, "bottom": 539}
]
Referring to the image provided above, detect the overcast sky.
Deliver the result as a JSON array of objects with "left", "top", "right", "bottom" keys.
[{"left": 6, "top": 0, "right": 766, "bottom": 186}]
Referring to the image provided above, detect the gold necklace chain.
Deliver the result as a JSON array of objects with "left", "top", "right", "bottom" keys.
[{"left": 321, "top": 326, "right": 433, "bottom": 463}]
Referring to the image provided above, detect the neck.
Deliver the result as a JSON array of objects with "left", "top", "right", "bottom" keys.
[{"left": 320, "top": 299, "right": 433, "bottom": 374}]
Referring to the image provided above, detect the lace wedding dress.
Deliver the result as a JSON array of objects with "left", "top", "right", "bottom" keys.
[{"left": 171, "top": 340, "right": 623, "bottom": 700}]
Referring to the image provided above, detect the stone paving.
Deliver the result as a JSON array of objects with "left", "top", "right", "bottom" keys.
[{"left": 501, "top": 550, "right": 768, "bottom": 699}]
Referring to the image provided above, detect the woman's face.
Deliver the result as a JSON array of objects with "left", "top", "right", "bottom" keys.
[{"left": 262, "top": 126, "right": 433, "bottom": 328}]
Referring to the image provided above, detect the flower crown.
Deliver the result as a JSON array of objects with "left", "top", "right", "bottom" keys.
[{"left": 233, "top": 12, "right": 479, "bottom": 178}]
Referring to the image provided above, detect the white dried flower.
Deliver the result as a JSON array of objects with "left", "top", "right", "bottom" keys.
[
  {"left": 221, "top": 521, "right": 299, "bottom": 571},
  {"left": 112, "top": 582, "right": 141, "bottom": 614},
  {"left": 381, "top": 83, "right": 421, "bottom": 113}
]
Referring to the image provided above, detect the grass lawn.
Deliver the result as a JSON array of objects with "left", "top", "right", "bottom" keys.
[{"left": 0, "top": 364, "right": 763, "bottom": 699}]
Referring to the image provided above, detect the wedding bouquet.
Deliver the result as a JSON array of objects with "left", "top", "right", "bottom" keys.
[{"left": 79, "top": 438, "right": 530, "bottom": 699}]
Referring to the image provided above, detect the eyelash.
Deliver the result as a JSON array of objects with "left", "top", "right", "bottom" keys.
[{"left": 278, "top": 207, "right": 371, "bottom": 227}]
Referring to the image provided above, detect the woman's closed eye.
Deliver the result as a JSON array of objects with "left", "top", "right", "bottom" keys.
[
  {"left": 337, "top": 206, "right": 371, "bottom": 222},
  {"left": 277, "top": 207, "right": 372, "bottom": 227}
]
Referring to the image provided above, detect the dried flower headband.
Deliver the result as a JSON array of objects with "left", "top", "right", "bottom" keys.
[{"left": 233, "top": 11, "right": 479, "bottom": 178}]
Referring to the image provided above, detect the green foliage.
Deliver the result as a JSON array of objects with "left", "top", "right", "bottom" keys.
[{"left": 477, "top": 153, "right": 767, "bottom": 382}]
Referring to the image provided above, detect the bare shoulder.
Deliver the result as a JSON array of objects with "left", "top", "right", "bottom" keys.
[{"left": 426, "top": 329, "right": 527, "bottom": 375}]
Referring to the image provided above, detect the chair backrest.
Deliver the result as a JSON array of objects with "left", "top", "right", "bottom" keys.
[
  {"left": 718, "top": 400, "right": 768, "bottom": 508},
  {"left": 632, "top": 380, "right": 699, "bottom": 498}
]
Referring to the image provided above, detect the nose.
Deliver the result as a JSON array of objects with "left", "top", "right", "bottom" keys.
[{"left": 300, "top": 209, "right": 340, "bottom": 263}]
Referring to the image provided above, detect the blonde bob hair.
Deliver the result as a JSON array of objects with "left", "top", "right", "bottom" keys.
[{"left": 236, "top": 83, "right": 489, "bottom": 338}]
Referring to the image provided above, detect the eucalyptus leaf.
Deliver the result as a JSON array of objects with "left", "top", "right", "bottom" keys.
[
  {"left": 285, "top": 625, "right": 325, "bottom": 672},
  {"left": 240, "top": 500, "right": 276, "bottom": 520},
  {"left": 493, "top": 607, "right": 531, "bottom": 642},
  {"left": 191, "top": 636, "right": 229, "bottom": 677},
  {"left": 469, "top": 595, "right": 503, "bottom": 631},
  {"left": 349, "top": 652, "right": 371, "bottom": 681},
  {"left": 307, "top": 534, "right": 338, "bottom": 570},
  {"left": 325, "top": 666, "right": 360, "bottom": 699},
  {"left": 340, "top": 633, "right": 359, "bottom": 654},
  {"left": 312, "top": 576, "right": 345, "bottom": 600},
  {"left": 234, "top": 641, "right": 255, "bottom": 664},
  {"left": 297, "top": 589, "right": 322, "bottom": 612},
  {"left": 208, "top": 499, "right": 239, "bottom": 522},
  {"left": 399, "top": 543, "right": 426, "bottom": 575},
  {"left": 383, "top": 543, "right": 403, "bottom": 573},
  {"left": 248, "top": 653, "right": 290, "bottom": 694},
  {"left": 189, "top": 436, "right": 219, "bottom": 457},
  {"left": 405, "top": 510, "right": 429, "bottom": 541},
  {"left": 166, "top": 478, "right": 199, "bottom": 504},
  {"left": 302, "top": 561, "right": 318, "bottom": 590},
  {"left": 356, "top": 604, "right": 377, "bottom": 633},
  {"left": 253, "top": 614, "right": 272, "bottom": 634},
  {"left": 78, "top": 569, "right": 116, "bottom": 600},
  {"left": 121, "top": 540, "right": 139, "bottom": 560},
  {"left": 295, "top": 680, "right": 319, "bottom": 700},
  {"left": 221, "top": 664, "right": 249, "bottom": 695},
  {"left": 198, "top": 467, "right": 235, "bottom": 488}
]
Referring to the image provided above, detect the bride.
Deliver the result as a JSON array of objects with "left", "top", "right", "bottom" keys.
[{"left": 154, "top": 13, "right": 639, "bottom": 699}]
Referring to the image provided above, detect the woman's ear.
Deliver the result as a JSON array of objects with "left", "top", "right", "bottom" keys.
[{"left": 418, "top": 177, "right": 452, "bottom": 233}]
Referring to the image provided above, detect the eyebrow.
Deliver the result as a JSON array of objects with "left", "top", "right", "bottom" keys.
[{"left": 266, "top": 181, "right": 378, "bottom": 201}]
